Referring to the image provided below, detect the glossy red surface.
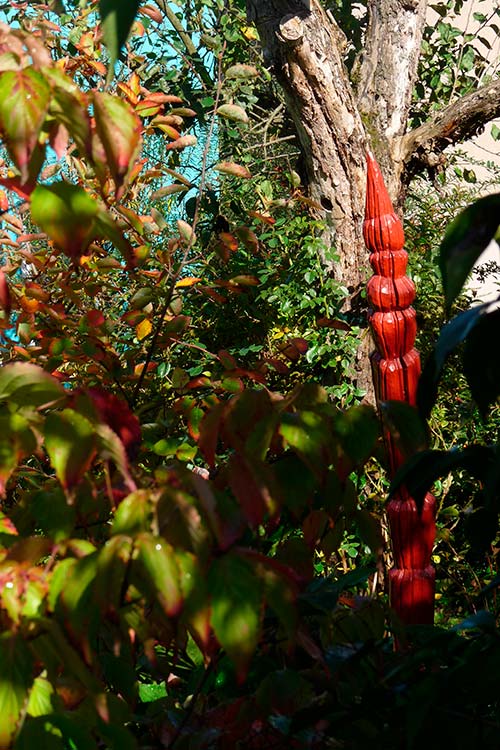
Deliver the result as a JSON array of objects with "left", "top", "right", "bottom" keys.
[{"left": 365, "top": 152, "right": 436, "bottom": 626}]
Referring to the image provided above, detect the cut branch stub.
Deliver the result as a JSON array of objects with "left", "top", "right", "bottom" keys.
[
  {"left": 364, "top": 150, "right": 435, "bottom": 627},
  {"left": 278, "top": 14, "right": 305, "bottom": 45}
]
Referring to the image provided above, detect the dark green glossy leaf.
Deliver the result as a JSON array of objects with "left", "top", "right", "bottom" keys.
[
  {"left": 439, "top": 193, "right": 500, "bottom": 309},
  {"left": 463, "top": 307, "right": 500, "bottom": 416},
  {"left": 380, "top": 400, "right": 429, "bottom": 459},
  {"left": 418, "top": 302, "right": 490, "bottom": 419},
  {"left": 389, "top": 445, "right": 496, "bottom": 509},
  {"left": 99, "top": 0, "right": 141, "bottom": 77},
  {"left": 334, "top": 404, "right": 378, "bottom": 464}
]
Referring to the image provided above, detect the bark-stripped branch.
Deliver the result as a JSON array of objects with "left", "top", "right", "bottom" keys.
[{"left": 398, "top": 78, "right": 500, "bottom": 173}]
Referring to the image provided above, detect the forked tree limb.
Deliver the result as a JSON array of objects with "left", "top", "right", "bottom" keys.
[{"left": 398, "top": 77, "right": 500, "bottom": 174}]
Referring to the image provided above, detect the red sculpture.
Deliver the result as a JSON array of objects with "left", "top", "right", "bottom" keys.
[{"left": 364, "top": 152, "right": 436, "bottom": 625}]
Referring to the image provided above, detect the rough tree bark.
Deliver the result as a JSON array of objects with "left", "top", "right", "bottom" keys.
[{"left": 245, "top": 0, "right": 500, "bottom": 397}]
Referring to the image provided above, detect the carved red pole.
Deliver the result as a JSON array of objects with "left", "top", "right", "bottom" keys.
[{"left": 364, "top": 152, "right": 436, "bottom": 625}]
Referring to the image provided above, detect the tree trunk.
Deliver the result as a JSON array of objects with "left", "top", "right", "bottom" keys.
[
  {"left": 246, "top": 0, "right": 373, "bottom": 395},
  {"left": 245, "top": 0, "right": 500, "bottom": 395}
]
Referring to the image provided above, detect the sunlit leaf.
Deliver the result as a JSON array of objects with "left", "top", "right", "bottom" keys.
[
  {"left": 0, "top": 633, "right": 34, "bottom": 748},
  {"left": 216, "top": 104, "right": 249, "bottom": 123},
  {"left": 136, "top": 318, "right": 152, "bottom": 340},
  {"left": 215, "top": 161, "right": 252, "bottom": 179},
  {"left": 175, "top": 276, "right": 202, "bottom": 288},
  {"left": 45, "top": 409, "right": 96, "bottom": 491},
  {"left": 92, "top": 92, "right": 142, "bottom": 199},
  {"left": 0, "top": 362, "right": 64, "bottom": 408},
  {"left": 224, "top": 64, "right": 259, "bottom": 79},
  {"left": 31, "top": 182, "right": 99, "bottom": 259},
  {"left": 0, "top": 67, "right": 50, "bottom": 181},
  {"left": 133, "top": 534, "right": 183, "bottom": 617}
]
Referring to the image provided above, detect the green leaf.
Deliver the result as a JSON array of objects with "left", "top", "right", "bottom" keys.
[
  {"left": 0, "top": 633, "right": 35, "bottom": 748},
  {"left": 138, "top": 681, "right": 167, "bottom": 703},
  {"left": 334, "top": 404, "right": 378, "bottom": 465},
  {"left": 280, "top": 410, "right": 331, "bottom": 476},
  {"left": 112, "top": 490, "right": 152, "bottom": 536},
  {"left": 463, "top": 307, "right": 500, "bottom": 416},
  {"left": 16, "top": 715, "right": 98, "bottom": 750},
  {"left": 0, "top": 412, "right": 37, "bottom": 495},
  {"left": 389, "top": 445, "right": 496, "bottom": 510},
  {"left": 418, "top": 302, "right": 490, "bottom": 419},
  {"left": 0, "top": 363, "right": 64, "bottom": 408},
  {"left": 27, "top": 677, "right": 54, "bottom": 717},
  {"left": 439, "top": 193, "right": 500, "bottom": 309},
  {"left": 45, "top": 409, "right": 96, "bottom": 491},
  {"left": 380, "top": 400, "right": 429, "bottom": 459},
  {"left": 99, "top": 0, "right": 141, "bottom": 78},
  {"left": 133, "top": 534, "right": 183, "bottom": 617},
  {"left": 224, "top": 64, "right": 259, "bottom": 79},
  {"left": 208, "top": 552, "right": 262, "bottom": 679},
  {"left": 31, "top": 183, "right": 100, "bottom": 260},
  {"left": 22, "top": 486, "right": 75, "bottom": 542},
  {"left": 92, "top": 92, "right": 142, "bottom": 198},
  {"left": 44, "top": 67, "right": 91, "bottom": 154},
  {"left": 0, "top": 67, "right": 51, "bottom": 181},
  {"left": 94, "top": 536, "right": 133, "bottom": 612}
]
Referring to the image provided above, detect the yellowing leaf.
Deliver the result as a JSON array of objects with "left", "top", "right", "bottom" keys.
[
  {"left": 225, "top": 64, "right": 259, "bottom": 79},
  {"left": 215, "top": 161, "right": 252, "bottom": 179},
  {"left": 216, "top": 104, "right": 249, "bottom": 124},
  {"left": 136, "top": 318, "right": 152, "bottom": 340},
  {"left": 165, "top": 134, "right": 198, "bottom": 151},
  {"left": 177, "top": 219, "right": 196, "bottom": 245},
  {"left": 175, "top": 277, "right": 202, "bottom": 288}
]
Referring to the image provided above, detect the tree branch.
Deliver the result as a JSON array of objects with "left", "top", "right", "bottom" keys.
[
  {"left": 398, "top": 78, "right": 500, "bottom": 173},
  {"left": 154, "top": 0, "right": 213, "bottom": 88}
]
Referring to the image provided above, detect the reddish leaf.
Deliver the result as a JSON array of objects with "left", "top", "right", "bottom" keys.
[
  {"left": 0, "top": 271, "right": 11, "bottom": 315},
  {"left": 165, "top": 134, "right": 198, "bottom": 151},
  {"left": 92, "top": 91, "right": 142, "bottom": 199},
  {"left": 0, "top": 67, "right": 50, "bottom": 181}
]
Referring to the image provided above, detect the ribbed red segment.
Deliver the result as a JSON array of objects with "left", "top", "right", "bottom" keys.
[
  {"left": 387, "top": 494, "right": 436, "bottom": 569},
  {"left": 370, "top": 309, "right": 417, "bottom": 359},
  {"left": 369, "top": 249, "right": 408, "bottom": 278},
  {"left": 389, "top": 567, "right": 435, "bottom": 625},
  {"left": 364, "top": 152, "right": 435, "bottom": 627}
]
